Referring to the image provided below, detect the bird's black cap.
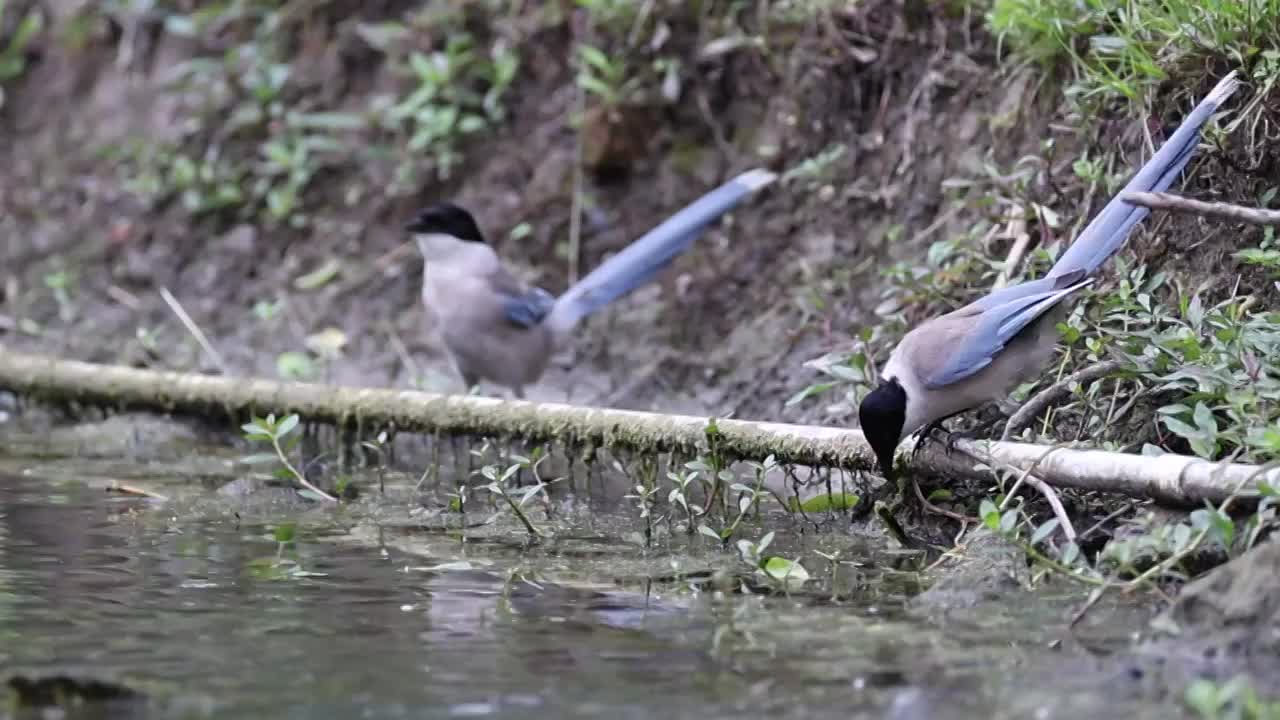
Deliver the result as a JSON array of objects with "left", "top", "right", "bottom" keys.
[
  {"left": 404, "top": 202, "right": 487, "bottom": 244},
  {"left": 858, "top": 378, "right": 907, "bottom": 483}
]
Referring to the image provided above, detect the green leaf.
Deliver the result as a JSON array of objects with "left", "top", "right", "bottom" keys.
[
  {"left": 1192, "top": 402, "right": 1218, "bottom": 434},
  {"left": 1183, "top": 679, "right": 1223, "bottom": 717},
  {"left": 761, "top": 556, "right": 811, "bottom": 585},
  {"left": 1060, "top": 542, "right": 1080, "bottom": 566},
  {"left": 241, "top": 422, "right": 271, "bottom": 438},
  {"left": 785, "top": 382, "right": 835, "bottom": 406},
  {"left": 276, "top": 414, "right": 300, "bottom": 437},
  {"left": 240, "top": 452, "right": 281, "bottom": 465},
  {"left": 297, "top": 489, "right": 328, "bottom": 502},
  {"left": 273, "top": 523, "right": 297, "bottom": 543},
  {"left": 1030, "top": 518, "right": 1060, "bottom": 546},
  {"left": 294, "top": 258, "right": 342, "bottom": 290},
  {"left": 289, "top": 111, "right": 367, "bottom": 131},
  {"left": 793, "top": 492, "right": 860, "bottom": 513},
  {"left": 577, "top": 45, "right": 613, "bottom": 74},
  {"left": 999, "top": 510, "right": 1017, "bottom": 534},
  {"left": 980, "top": 499, "right": 1000, "bottom": 530},
  {"left": 696, "top": 524, "right": 722, "bottom": 542},
  {"left": 276, "top": 351, "right": 316, "bottom": 380}
]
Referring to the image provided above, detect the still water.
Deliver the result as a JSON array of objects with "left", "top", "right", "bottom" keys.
[{"left": 0, "top": 445, "right": 1173, "bottom": 720}]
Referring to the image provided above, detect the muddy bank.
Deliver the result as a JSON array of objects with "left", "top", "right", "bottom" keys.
[{"left": 1, "top": 1, "right": 1048, "bottom": 422}]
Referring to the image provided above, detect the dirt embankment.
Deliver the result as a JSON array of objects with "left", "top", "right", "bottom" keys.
[
  {"left": 0, "top": 1, "right": 1045, "bottom": 421},
  {"left": 0, "top": 1, "right": 1266, "bottom": 429}
]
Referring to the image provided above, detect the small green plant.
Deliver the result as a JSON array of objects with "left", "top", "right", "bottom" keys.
[
  {"left": 359, "top": 430, "right": 391, "bottom": 494},
  {"left": 476, "top": 453, "right": 553, "bottom": 539},
  {"left": 696, "top": 454, "right": 777, "bottom": 544},
  {"left": 384, "top": 34, "right": 521, "bottom": 188},
  {"left": 576, "top": 44, "right": 639, "bottom": 108},
  {"left": 623, "top": 457, "right": 661, "bottom": 548},
  {"left": 0, "top": 0, "right": 42, "bottom": 107},
  {"left": 736, "top": 531, "right": 811, "bottom": 592},
  {"left": 1186, "top": 676, "right": 1280, "bottom": 720},
  {"left": 247, "top": 520, "right": 329, "bottom": 581},
  {"left": 42, "top": 269, "right": 76, "bottom": 323},
  {"left": 241, "top": 413, "right": 337, "bottom": 502}
]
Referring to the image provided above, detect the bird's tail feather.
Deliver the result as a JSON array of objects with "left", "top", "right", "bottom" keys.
[
  {"left": 1048, "top": 71, "right": 1240, "bottom": 279},
  {"left": 544, "top": 168, "right": 777, "bottom": 336}
]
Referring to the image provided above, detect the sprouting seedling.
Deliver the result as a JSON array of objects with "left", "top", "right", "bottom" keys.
[
  {"left": 667, "top": 468, "right": 701, "bottom": 533},
  {"left": 696, "top": 454, "right": 776, "bottom": 544},
  {"left": 478, "top": 461, "right": 546, "bottom": 539},
  {"left": 273, "top": 522, "right": 296, "bottom": 559},
  {"left": 359, "top": 429, "right": 391, "bottom": 494},
  {"left": 624, "top": 457, "right": 661, "bottom": 548},
  {"left": 814, "top": 549, "right": 843, "bottom": 602},
  {"left": 736, "top": 531, "right": 811, "bottom": 593},
  {"left": 241, "top": 413, "right": 337, "bottom": 502}
]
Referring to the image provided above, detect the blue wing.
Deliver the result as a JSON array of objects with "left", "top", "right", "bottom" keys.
[
  {"left": 922, "top": 278, "right": 1091, "bottom": 389},
  {"left": 545, "top": 168, "right": 777, "bottom": 334},
  {"left": 502, "top": 287, "right": 556, "bottom": 329}
]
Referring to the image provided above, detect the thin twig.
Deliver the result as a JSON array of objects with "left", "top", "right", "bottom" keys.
[
  {"left": 159, "top": 287, "right": 230, "bottom": 376},
  {"left": 566, "top": 12, "right": 591, "bottom": 286},
  {"left": 960, "top": 440, "right": 1077, "bottom": 541},
  {"left": 106, "top": 481, "right": 169, "bottom": 501},
  {"left": 1078, "top": 502, "right": 1135, "bottom": 542},
  {"left": 991, "top": 210, "right": 1031, "bottom": 291},
  {"left": 1002, "top": 360, "right": 1127, "bottom": 441},
  {"left": 1122, "top": 191, "right": 1280, "bottom": 226},
  {"left": 273, "top": 435, "right": 337, "bottom": 502}
]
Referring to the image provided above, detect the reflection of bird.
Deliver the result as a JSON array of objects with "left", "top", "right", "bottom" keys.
[
  {"left": 405, "top": 169, "right": 777, "bottom": 397},
  {"left": 858, "top": 72, "right": 1240, "bottom": 484}
]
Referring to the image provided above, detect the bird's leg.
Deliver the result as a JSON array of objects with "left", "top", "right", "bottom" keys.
[
  {"left": 942, "top": 410, "right": 1007, "bottom": 454},
  {"left": 910, "top": 410, "right": 970, "bottom": 460},
  {"left": 910, "top": 417, "right": 950, "bottom": 461}
]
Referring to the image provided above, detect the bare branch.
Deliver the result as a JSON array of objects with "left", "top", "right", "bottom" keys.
[{"left": 1122, "top": 191, "right": 1280, "bottom": 226}]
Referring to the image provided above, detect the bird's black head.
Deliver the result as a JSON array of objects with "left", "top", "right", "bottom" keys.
[
  {"left": 404, "top": 202, "right": 487, "bottom": 244},
  {"left": 858, "top": 377, "right": 908, "bottom": 483}
]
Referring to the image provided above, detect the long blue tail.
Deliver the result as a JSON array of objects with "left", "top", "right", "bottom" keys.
[
  {"left": 545, "top": 168, "right": 777, "bottom": 335},
  {"left": 1048, "top": 71, "right": 1239, "bottom": 280}
]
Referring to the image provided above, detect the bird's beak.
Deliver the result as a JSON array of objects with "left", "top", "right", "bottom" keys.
[{"left": 875, "top": 450, "right": 897, "bottom": 486}]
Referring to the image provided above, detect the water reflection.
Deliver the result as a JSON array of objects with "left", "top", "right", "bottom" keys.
[{"left": 0, "top": 464, "right": 1181, "bottom": 720}]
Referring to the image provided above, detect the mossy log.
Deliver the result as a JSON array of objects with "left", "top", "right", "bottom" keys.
[{"left": 0, "top": 348, "right": 1275, "bottom": 506}]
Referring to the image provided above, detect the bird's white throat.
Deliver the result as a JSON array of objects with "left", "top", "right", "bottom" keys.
[{"left": 414, "top": 232, "right": 499, "bottom": 272}]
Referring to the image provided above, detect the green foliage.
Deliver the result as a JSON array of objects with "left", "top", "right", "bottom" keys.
[
  {"left": 986, "top": 0, "right": 1280, "bottom": 107},
  {"left": 112, "top": 3, "right": 521, "bottom": 227},
  {"left": 475, "top": 451, "right": 552, "bottom": 538},
  {"left": 242, "top": 413, "right": 337, "bottom": 502},
  {"left": 786, "top": 492, "right": 860, "bottom": 513},
  {"left": 0, "top": 0, "right": 43, "bottom": 96},
  {"left": 1186, "top": 676, "right": 1280, "bottom": 720}
]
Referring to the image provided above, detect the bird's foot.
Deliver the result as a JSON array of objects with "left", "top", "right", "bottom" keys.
[
  {"left": 941, "top": 413, "right": 1007, "bottom": 453},
  {"left": 911, "top": 419, "right": 950, "bottom": 460}
]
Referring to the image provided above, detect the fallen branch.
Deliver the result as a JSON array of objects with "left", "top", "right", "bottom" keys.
[
  {"left": 1002, "top": 360, "right": 1127, "bottom": 441},
  {"left": 1122, "top": 191, "right": 1280, "bottom": 226},
  {"left": 0, "top": 348, "right": 1276, "bottom": 506}
]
